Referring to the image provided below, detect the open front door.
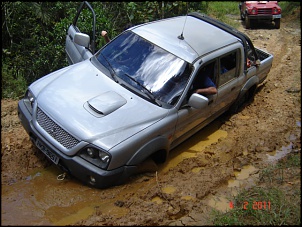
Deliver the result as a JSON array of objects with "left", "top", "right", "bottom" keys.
[{"left": 65, "top": 1, "right": 96, "bottom": 65}]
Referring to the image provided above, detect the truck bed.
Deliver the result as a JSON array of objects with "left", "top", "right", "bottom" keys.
[
  {"left": 252, "top": 47, "right": 273, "bottom": 84},
  {"left": 255, "top": 48, "right": 272, "bottom": 61}
]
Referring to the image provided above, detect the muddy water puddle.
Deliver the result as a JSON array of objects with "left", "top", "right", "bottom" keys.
[
  {"left": 204, "top": 140, "right": 297, "bottom": 213},
  {"left": 2, "top": 121, "right": 228, "bottom": 225},
  {"left": 205, "top": 164, "right": 259, "bottom": 212},
  {"left": 266, "top": 142, "right": 294, "bottom": 163},
  {"left": 2, "top": 119, "right": 297, "bottom": 225},
  {"left": 1, "top": 165, "right": 142, "bottom": 225}
]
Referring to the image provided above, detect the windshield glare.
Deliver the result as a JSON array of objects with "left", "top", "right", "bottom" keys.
[{"left": 96, "top": 31, "right": 192, "bottom": 105}]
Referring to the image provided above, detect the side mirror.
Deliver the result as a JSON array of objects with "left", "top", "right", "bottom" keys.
[
  {"left": 74, "top": 32, "right": 90, "bottom": 48},
  {"left": 188, "top": 93, "right": 209, "bottom": 109}
]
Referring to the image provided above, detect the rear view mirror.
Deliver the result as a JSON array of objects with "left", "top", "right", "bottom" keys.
[
  {"left": 188, "top": 93, "right": 209, "bottom": 109},
  {"left": 74, "top": 32, "right": 90, "bottom": 48}
]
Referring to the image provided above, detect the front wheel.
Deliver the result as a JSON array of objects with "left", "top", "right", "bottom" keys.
[
  {"left": 274, "top": 19, "right": 281, "bottom": 29},
  {"left": 240, "top": 11, "right": 245, "bottom": 20},
  {"left": 245, "top": 17, "right": 251, "bottom": 29}
]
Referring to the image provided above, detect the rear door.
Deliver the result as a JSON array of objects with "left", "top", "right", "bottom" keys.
[
  {"left": 65, "top": 1, "right": 96, "bottom": 65},
  {"left": 212, "top": 48, "right": 242, "bottom": 114}
]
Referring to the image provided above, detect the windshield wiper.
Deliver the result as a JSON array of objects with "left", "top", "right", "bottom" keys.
[
  {"left": 124, "top": 73, "right": 162, "bottom": 107},
  {"left": 100, "top": 53, "right": 118, "bottom": 83}
]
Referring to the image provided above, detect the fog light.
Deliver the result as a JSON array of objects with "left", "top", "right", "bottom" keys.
[
  {"left": 99, "top": 152, "right": 110, "bottom": 163},
  {"left": 87, "top": 148, "right": 96, "bottom": 158}
]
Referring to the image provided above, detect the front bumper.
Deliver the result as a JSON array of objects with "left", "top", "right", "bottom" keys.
[
  {"left": 17, "top": 99, "right": 137, "bottom": 188},
  {"left": 247, "top": 14, "right": 281, "bottom": 20}
]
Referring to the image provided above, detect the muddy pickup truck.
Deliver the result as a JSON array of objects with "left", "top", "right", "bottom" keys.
[
  {"left": 18, "top": 1, "right": 274, "bottom": 188},
  {"left": 239, "top": 1, "right": 282, "bottom": 29}
]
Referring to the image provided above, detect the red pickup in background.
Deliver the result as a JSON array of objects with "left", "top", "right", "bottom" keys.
[{"left": 239, "top": 1, "right": 282, "bottom": 29}]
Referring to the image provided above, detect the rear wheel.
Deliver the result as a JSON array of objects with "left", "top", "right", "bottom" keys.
[
  {"left": 229, "top": 86, "right": 256, "bottom": 114},
  {"left": 229, "top": 92, "right": 248, "bottom": 114},
  {"left": 275, "top": 19, "right": 281, "bottom": 29}
]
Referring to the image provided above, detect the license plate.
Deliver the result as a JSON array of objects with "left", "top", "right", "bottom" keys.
[
  {"left": 36, "top": 139, "right": 60, "bottom": 165},
  {"left": 273, "top": 15, "right": 281, "bottom": 19}
]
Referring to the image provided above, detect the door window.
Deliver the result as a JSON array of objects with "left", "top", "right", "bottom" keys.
[
  {"left": 190, "top": 60, "right": 217, "bottom": 96},
  {"left": 218, "top": 50, "right": 239, "bottom": 87}
]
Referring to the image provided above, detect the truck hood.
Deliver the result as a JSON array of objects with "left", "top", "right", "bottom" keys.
[
  {"left": 32, "top": 60, "right": 168, "bottom": 151},
  {"left": 246, "top": 1, "right": 280, "bottom": 8}
]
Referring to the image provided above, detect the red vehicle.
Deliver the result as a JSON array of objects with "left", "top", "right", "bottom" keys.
[{"left": 239, "top": 1, "right": 282, "bottom": 29}]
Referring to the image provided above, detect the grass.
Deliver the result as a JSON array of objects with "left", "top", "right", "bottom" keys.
[
  {"left": 278, "top": 2, "right": 301, "bottom": 17},
  {"left": 2, "top": 62, "right": 28, "bottom": 99},
  {"left": 210, "top": 152, "right": 301, "bottom": 225},
  {"left": 203, "top": 1, "right": 242, "bottom": 28}
]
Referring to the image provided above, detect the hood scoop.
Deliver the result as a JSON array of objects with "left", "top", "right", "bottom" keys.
[{"left": 84, "top": 91, "right": 127, "bottom": 117}]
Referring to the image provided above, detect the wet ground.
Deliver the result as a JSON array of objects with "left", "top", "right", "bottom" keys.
[
  {"left": 1, "top": 9, "right": 301, "bottom": 226},
  {"left": 2, "top": 121, "right": 228, "bottom": 225}
]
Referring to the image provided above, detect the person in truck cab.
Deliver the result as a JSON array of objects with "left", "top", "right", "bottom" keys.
[
  {"left": 194, "top": 76, "right": 217, "bottom": 95},
  {"left": 193, "top": 63, "right": 218, "bottom": 96}
]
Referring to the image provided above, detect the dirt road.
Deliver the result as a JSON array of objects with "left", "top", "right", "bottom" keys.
[{"left": 1, "top": 9, "right": 300, "bottom": 226}]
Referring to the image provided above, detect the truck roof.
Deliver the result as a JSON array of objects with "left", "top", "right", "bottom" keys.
[{"left": 131, "top": 15, "right": 239, "bottom": 63}]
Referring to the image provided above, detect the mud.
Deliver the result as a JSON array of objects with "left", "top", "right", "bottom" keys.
[{"left": 1, "top": 9, "right": 300, "bottom": 226}]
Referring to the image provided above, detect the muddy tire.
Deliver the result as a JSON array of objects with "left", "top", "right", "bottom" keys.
[
  {"left": 275, "top": 19, "right": 281, "bottom": 29},
  {"left": 229, "top": 92, "right": 247, "bottom": 114},
  {"left": 240, "top": 11, "right": 245, "bottom": 20},
  {"left": 229, "top": 86, "right": 256, "bottom": 114}
]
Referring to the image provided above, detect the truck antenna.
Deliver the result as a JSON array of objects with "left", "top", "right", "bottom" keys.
[{"left": 178, "top": 2, "right": 188, "bottom": 40}]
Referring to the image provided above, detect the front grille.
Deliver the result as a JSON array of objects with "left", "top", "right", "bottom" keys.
[
  {"left": 258, "top": 9, "right": 272, "bottom": 15},
  {"left": 36, "top": 107, "right": 80, "bottom": 149}
]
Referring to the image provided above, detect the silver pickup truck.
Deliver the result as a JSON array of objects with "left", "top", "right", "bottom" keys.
[{"left": 18, "top": 2, "right": 273, "bottom": 188}]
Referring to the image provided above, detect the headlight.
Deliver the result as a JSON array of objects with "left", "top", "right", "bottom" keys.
[
  {"left": 251, "top": 7, "right": 257, "bottom": 14},
  {"left": 272, "top": 7, "right": 281, "bottom": 14},
  {"left": 24, "top": 89, "right": 36, "bottom": 113},
  {"left": 248, "top": 7, "right": 257, "bottom": 15},
  {"left": 79, "top": 146, "right": 111, "bottom": 169}
]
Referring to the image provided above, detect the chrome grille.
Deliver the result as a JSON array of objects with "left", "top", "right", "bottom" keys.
[
  {"left": 258, "top": 9, "right": 272, "bottom": 14},
  {"left": 36, "top": 107, "right": 80, "bottom": 149}
]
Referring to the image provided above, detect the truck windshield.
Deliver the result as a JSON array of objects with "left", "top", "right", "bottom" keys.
[{"left": 96, "top": 31, "right": 192, "bottom": 106}]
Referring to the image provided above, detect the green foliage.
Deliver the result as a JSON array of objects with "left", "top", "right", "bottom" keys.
[
  {"left": 2, "top": 1, "right": 78, "bottom": 96},
  {"left": 205, "top": 1, "right": 241, "bottom": 28},
  {"left": 2, "top": 60, "right": 28, "bottom": 99},
  {"left": 2, "top": 1, "right": 200, "bottom": 99},
  {"left": 1, "top": 1, "right": 299, "bottom": 99},
  {"left": 278, "top": 1, "right": 301, "bottom": 17}
]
